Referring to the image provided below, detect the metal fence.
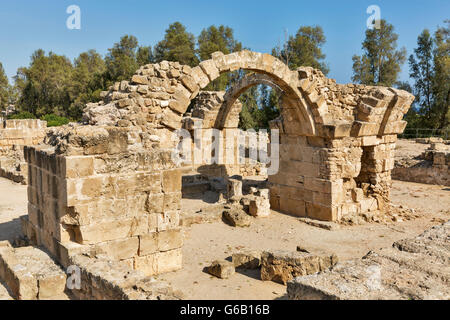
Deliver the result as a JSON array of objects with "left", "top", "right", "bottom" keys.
[{"left": 398, "top": 128, "right": 450, "bottom": 140}]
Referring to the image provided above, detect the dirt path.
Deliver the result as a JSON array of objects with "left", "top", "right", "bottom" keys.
[{"left": 0, "top": 178, "right": 27, "bottom": 243}]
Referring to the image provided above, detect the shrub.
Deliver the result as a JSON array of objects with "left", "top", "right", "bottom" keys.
[
  {"left": 41, "top": 114, "right": 70, "bottom": 127},
  {"left": 7, "top": 111, "right": 36, "bottom": 120}
]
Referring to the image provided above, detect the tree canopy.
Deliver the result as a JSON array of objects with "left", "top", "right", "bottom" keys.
[
  {"left": 352, "top": 19, "right": 406, "bottom": 87},
  {"left": 273, "top": 26, "right": 329, "bottom": 75},
  {"left": 154, "top": 22, "right": 198, "bottom": 67},
  {"left": 0, "top": 62, "right": 10, "bottom": 111}
]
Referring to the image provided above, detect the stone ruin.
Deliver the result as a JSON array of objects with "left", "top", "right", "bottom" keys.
[
  {"left": 0, "top": 51, "right": 416, "bottom": 298},
  {"left": 393, "top": 139, "right": 449, "bottom": 186}
]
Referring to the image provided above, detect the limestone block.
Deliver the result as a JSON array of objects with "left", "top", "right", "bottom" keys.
[
  {"left": 131, "top": 75, "right": 148, "bottom": 85},
  {"left": 94, "top": 237, "right": 139, "bottom": 260},
  {"left": 155, "top": 248, "right": 182, "bottom": 274},
  {"left": 138, "top": 233, "right": 158, "bottom": 257},
  {"left": 261, "top": 250, "right": 338, "bottom": 285},
  {"left": 134, "top": 254, "right": 157, "bottom": 276},
  {"left": 190, "top": 66, "right": 210, "bottom": 89},
  {"left": 162, "top": 169, "right": 182, "bottom": 193},
  {"left": 351, "top": 188, "right": 364, "bottom": 202},
  {"left": 222, "top": 208, "right": 251, "bottom": 227},
  {"left": 199, "top": 59, "right": 220, "bottom": 81},
  {"left": 249, "top": 198, "right": 271, "bottom": 217},
  {"left": 157, "top": 229, "right": 183, "bottom": 252},
  {"left": 78, "top": 216, "right": 149, "bottom": 244},
  {"left": 207, "top": 260, "right": 235, "bottom": 279},
  {"left": 232, "top": 250, "right": 261, "bottom": 269},
  {"left": 227, "top": 178, "right": 242, "bottom": 199},
  {"left": 280, "top": 197, "right": 306, "bottom": 217}
]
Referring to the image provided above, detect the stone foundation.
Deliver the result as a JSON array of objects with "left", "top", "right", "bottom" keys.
[{"left": 393, "top": 142, "right": 449, "bottom": 186}]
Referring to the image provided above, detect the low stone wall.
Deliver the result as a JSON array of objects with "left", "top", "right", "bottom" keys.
[
  {"left": 0, "top": 119, "right": 46, "bottom": 150},
  {"left": 0, "top": 119, "right": 47, "bottom": 183},
  {"left": 393, "top": 142, "right": 449, "bottom": 186},
  {"left": 67, "top": 254, "right": 182, "bottom": 300}
]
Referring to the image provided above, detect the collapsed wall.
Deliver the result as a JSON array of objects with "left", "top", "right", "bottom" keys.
[{"left": 19, "top": 51, "right": 414, "bottom": 277}]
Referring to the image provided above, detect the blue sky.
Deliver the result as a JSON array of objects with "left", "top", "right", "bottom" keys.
[{"left": 0, "top": 0, "right": 448, "bottom": 84}]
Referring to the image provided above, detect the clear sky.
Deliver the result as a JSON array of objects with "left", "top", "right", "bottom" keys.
[{"left": 0, "top": 0, "right": 448, "bottom": 84}]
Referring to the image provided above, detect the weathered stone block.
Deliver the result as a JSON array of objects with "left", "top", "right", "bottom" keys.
[
  {"left": 261, "top": 250, "right": 338, "bottom": 285},
  {"left": 223, "top": 208, "right": 251, "bottom": 227},
  {"left": 207, "top": 260, "right": 235, "bottom": 279},
  {"left": 232, "top": 250, "right": 261, "bottom": 269}
]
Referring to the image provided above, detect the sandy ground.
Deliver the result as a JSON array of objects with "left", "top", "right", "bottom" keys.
[
  {"left": 0, "top": 177, "right": 448, "bottom": 300},
  {"left": 0, "top": 178, "right": 27, "bottom": 243}
]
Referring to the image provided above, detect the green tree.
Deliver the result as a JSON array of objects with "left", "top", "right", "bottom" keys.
[
  {"left": 197, "top": 25, "right": 243, "bottom": 90},
  {"left": 15, "top": 50, "right": 73, "bottom": 116},
  {"left": 69, "top": 50, "right": 107, "bottom": 119},
  {"left": 408, "top": 21, "right": 450, "bottom": 130},
  {"left": 154, "top": 22, "right": 198, "bottom": 67},
  {"left": 432, "top": 20, "right": 450, "bottom": 130},
  {"left": 409, "top": 29, "right": 435, "bottom": 127},
  {"left": 105, "top": 35, "right": 139, "bottom": 82},
  {"left": 137, "top": 46, "right": 154, "bottom": 66},
  {"left": 0, "top": 62, "right": 10, "bottom": 111},
  {"left": 273, "top": 26, "right": 329, "bottom": 74},
  {"left": 352, "top": 20, "right": 406, "bottom": 86},
  {"left": 239, "top": 86, "right": 260, "bottom": 130},
  {"left": 105, "top": 35, "right": 154, "bottom": 84}
]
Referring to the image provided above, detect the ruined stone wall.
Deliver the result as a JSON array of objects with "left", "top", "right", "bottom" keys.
[
  {"left": 22, "top": 126, "right": 183, "bottom": 276},
  {"left": 0, "top": 119, "right": 46, "bottom": 151},
  {"left": 0, "top": 119, "right": 47, "bottom": 183}
]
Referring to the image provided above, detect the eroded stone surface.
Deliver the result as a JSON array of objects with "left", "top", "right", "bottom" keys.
[
  {"left": 223, "top": 207, "right": 252, "bottom": 227},
  {"left": 0, "top": 245, "right": 66, "bottom": 300},
  {"left": 261, "top": 250, "right": 338, "bottom": 285},
  {"left": 232, "top": 250, "right": 261, "bottom": 269},
  {"left": 287, "top": 221, "right": 450, "bottom": 300},
  {"left": 207, "top": 260, "right": 235, "bottom": 279}
]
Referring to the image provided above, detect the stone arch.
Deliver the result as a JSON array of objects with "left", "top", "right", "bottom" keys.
[
  {"left": 171, "top": 51, "right": 317, "bottom": 136},
  {"left": 215, "top": 73, "right": 284, "bottom": 129}
]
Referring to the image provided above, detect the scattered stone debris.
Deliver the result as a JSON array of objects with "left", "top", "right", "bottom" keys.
[
  {"left": 232, "top": 250, "right": 262, "bottom": 269},
  {"left": 249, "top": 189, "right": 271, "bottom": 217},
  {"left": 260, "top": 250, "right": 338, "bottom": 285},
  {"left": 287, "top": 221, "right": 450, "bottom": 300},
  {"left": 227, "top": 177, "right": 243, "bottom": 200},
  {"left": 207, "top": 260, "right": 235, "bottom": 279},
  {"left": 298, "top": 217, "right": 340, "bottom": 230},
  {"left": 222, "top": 207, "right": 252, "bottom": 227}
]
